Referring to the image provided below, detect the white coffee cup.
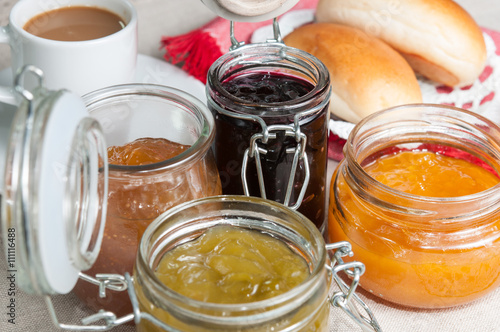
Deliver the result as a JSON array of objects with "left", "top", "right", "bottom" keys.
[{"left": 0, "top": 0, "right": 138, "bottom": 103}]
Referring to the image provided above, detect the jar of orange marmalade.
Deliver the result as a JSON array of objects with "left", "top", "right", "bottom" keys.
[
  {"left": 329, "top": 104, "right": 500, "bottom": 309},
  {"left": 73, "top": 84, "right": 222, "bottom": 316}
]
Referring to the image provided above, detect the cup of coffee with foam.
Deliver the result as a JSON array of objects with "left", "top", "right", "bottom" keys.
[{"left": 0, "top": 0, "right": 137, "bottom": 101}]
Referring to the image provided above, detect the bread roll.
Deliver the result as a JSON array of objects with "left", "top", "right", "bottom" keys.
[
  {"left": 284, "top": 23, "right": 422, "bottom": 123},
  {"left": 315, "top": 0, "right": 487, "bottom": 87}
]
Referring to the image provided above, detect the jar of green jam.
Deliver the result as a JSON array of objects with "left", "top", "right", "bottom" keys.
[{"left": 132, "top": 195, "right": 380, "bottom": 332}]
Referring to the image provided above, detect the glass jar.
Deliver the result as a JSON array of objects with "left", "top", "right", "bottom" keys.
[
  {"left": 1, "top": 65, "right": 109, "bottom": 295},
  {"left": 134, "top": 195, "right": 334, "bottom": 331},
  {"left": 73, "top": 84, "right": 222, "bottom": 316},
  {"left": 206, "top": 43, "right": 331, "bottom": 232},
  {"left": 329, "top": 104, "right": 500, "bottom": 309}
]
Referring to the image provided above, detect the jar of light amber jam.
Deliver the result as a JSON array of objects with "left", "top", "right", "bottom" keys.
[
  {"left": 133, "top": 195, "right": 378, "bottom": 332},
  {"left": 206, "top": 43, "right": 331, "bottom": 232},
  {"left": 73, "top": 84, "right": 222, "bottom": 316},
  {"left": 329, "top": 104, "right": 500, "bottom": 309}
]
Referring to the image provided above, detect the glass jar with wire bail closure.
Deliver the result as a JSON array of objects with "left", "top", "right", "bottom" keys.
[
  {"left": 132, "top": 195, "right": 381, "bottom": 332},
  {"left": 206, "top": 22, "right": 331, "bottom": 232},
  {"left": 329, "top": 104, "right": 500, "bottom": 309},
  {"left": 72, "top": 83, "right": 222, "bottom": 317}
]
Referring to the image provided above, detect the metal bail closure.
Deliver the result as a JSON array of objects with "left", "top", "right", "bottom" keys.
[
  {"left": 241, "top": 124, "right": 310, "bottom": 210},
  {"left": 326, "top": 242, "right": 382, "bottom": 332},
  {"left": 230, "top": 17, "right": 283, "bottom": 50}
]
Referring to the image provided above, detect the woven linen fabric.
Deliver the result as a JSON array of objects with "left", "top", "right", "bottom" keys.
[{"left": 1, "top": 252, "right": 500, "bottom": 331}]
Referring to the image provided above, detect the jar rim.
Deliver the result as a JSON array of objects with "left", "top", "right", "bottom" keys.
[
  {"left": 206, "top": 43, "right": 331, "bottom": 117},
  {"left": 83, "top": 83, "right": 215, "bottom": 172},
  {"left": 343, "top": 103, "right": 500, "bottom": 213},
  {"left": 135, "top": 195, "right": 328, "bottom": 313}
]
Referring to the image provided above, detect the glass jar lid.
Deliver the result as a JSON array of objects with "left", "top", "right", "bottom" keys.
[
  {"left": 201, "top": 0, "right": 300, "bottom": 22},
  {"left": 1, "top": 65, "right": 108, "bottom": 295}
]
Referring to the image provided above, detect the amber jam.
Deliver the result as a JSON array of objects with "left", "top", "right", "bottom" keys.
[
  {"left": 75, "top": 84, "right": 221, "bottom": 317},
  {"left": 365, "top": 150, "right": 499, "bottom": 197},
  {"left": 329, "top": 104, "right": 500, "bottom": 309},
  {"left": 74, "top": 137, "right": 204, "bottom": 315},
  {"left": 107, "top": 137, "right": 190, "bottom": 166}
]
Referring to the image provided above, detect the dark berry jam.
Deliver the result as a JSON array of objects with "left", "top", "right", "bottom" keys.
[
  {"left": 222, "top": 72, "right": 313, "bottom": 104},
  {"left": 209, "top": 71, "right": 329, "bottom": 231}
]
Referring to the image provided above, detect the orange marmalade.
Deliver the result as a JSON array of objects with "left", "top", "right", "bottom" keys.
[
  {"left": 366, "top": 151, "right": 499, "bottom": 197},
  {"left": 329, "top": 149, "right": 500, "bottom": 308}
]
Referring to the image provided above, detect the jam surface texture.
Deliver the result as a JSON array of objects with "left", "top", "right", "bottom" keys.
[
  {"left": 135, "top": 224, "right": 329, "bottom": 332},
  {"left": 365, "top": 151, "right": 499, "bottom": 197},
  {"left": 108, "top": 137, "right": 190, "bottom": 166},
  {"left": 221, "top": 72, "right": 313, "bottom": 104},
  {"left": 155, "top": 225, "right": 310, "bottom": 303}
]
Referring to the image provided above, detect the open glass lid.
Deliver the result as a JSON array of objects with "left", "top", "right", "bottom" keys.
[
  {"left": 1, "top": 65, "right": 108, "bottom": 296},
  {"left": 201, "top": 0, "right": 300, "bottom": 22}
]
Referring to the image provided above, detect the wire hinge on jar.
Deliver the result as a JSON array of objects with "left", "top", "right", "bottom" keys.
[
  {"left": 43, "top": 272, "right": 184, "bottom": 331},
  {"left": 79, "top": 272, "right": 128, "bottom": 298},
  {"left": 43, "top": 273, "right": 179, "bottom": 331},
  {"left": 326, "top": 241, "right": 383, "bottom": 332},
  {"left": 43, "top": 273, "right": 134, "bottom": 331},
  {"left": 229, "top": 17, "right": 282, "bottom": 50},
  {"left": 241, "top": 124, "right": 310, "bottom": 210}
]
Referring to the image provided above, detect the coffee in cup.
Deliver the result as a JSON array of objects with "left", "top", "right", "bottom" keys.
[
  {"left": 24, "top": 6, "right": 126, "bottom": 42},
  {"left": 0, "top": 0, "right": 138, "bottom": 100}
]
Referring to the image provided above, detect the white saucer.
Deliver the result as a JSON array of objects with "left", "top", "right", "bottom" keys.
[
  {"left": 0, "top": 53, "right": 207, "bottom": 103},
  {"left": 132, "top": 54, "right": 207, "bottom": 103}
]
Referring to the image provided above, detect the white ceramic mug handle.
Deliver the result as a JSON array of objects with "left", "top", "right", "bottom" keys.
[{"left": 0, "top": 26, "right": 16, "bottom": 105}]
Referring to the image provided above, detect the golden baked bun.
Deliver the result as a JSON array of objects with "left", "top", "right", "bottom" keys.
[
  {"left": 284, "top": 23, "right": 422, "bottom": 123},
  {"left": 316, "top": 0, "right": 487, "bottom": 87}
]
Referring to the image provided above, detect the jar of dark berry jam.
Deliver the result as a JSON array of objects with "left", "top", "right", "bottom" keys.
[{"left": 206, "top": 42, "right": 331, "bottom": 231}]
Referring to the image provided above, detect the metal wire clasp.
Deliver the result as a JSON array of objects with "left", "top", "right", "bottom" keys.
[
  {"left": 43, "top": 273, "right": 182, "bottom": 331},
  {"left": 230, "top": 17, "right": 283, "bottom": 50},
  {"left": 241, "top": 124, "right": 310, "bottom": 210},
  {"left": 44, "top": 273, "right": 133, "bottom": 331},
  {"left": 326, "top": 242, "right": 383, "bottom": 332}
]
